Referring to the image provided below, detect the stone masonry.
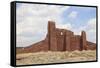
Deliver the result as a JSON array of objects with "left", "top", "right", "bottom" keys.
[{"left": 17, "top": 21, "right": 96, "bottom": 53}]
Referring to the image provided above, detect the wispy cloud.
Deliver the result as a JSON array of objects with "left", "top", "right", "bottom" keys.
[
  {"left": 72, "top": 18, "right": 96, "bottom": 43},
  {"left": 68, "top": 11, "right": 78, "bottom": 19},
  {"left": 84, "top": 18, "right": 96, "bottom": 43},
  {"left": 16, "top": 3, "right": 96, "bottom": 47},
  {"left": 16, "top": 3, "right": 70, "bottom": 47}
]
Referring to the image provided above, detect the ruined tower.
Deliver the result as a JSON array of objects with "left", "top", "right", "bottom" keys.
[
  {"left": 81, "top": 31, "right": 87, "bottom": 50},
  {"left": 47, "top": 21, "right": 88, "bottom": 51},
  {"left": 48, "top": 21, "right": 57, "bottom": 51},
  {"left": 17, "top": 21, "right": 96, "bottom": 53}
]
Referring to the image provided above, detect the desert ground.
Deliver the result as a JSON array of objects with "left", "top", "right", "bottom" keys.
[{"left": 16, "top": 50, "right": 96, "bottom": 65}]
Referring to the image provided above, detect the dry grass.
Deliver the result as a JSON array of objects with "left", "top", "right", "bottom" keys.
[{"left": 16, "top": 50, "right": 96, "bottom": 65}]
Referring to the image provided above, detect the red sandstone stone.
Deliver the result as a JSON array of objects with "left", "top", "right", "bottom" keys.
[
  {"left": 17, "top": 21, "right": 96, "bottom": 53},
  {"left": 48, "top": 21, "right": 58, "bottom": 51},
  {"left": 81, "top": 31, "right": 87, "bottom": 50}
]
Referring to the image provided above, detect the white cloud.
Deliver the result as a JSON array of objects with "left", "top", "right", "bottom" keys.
[
  {"left": 16, "top": 3, "right": 70, "bottom": 47},
  {"left": 56, "top": 23, "right": 72, "bottom": 30},
  {"left": 68, "top": 11, "right": 78, "bottom": 18},
  {"left": 85, "top": 18, "right": 96, "bottom": 43},
  {"left": 72, "top": 18, "right": 96, "bottom": 43},
  {"left": 16, "top": 3, "right": 96, "bottom": 47}
]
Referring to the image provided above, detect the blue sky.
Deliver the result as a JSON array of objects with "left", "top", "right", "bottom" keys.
[
  {"left": 16, "top": 3, "right": 96, "bottom": 47},
  {"left": 61, "top": 6, "right": 96, "bottom": 28}
]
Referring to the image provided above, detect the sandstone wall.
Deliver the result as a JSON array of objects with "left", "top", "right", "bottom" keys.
[
  {"left": 17, "top": 21, "right": 96, "bottom": 54},
  {"left": 65, "top": 30, "right": 73, "bottom": 51},
  {"left": 48, "top": 21, "right": 58, "bottom": 51},
  {"left": 81, "top": 31, "right": 87, "bottom": 50}
]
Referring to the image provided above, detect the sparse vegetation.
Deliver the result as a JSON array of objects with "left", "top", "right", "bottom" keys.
[{"left": 16, "top": 50, "right": 96, "bottom": 65}]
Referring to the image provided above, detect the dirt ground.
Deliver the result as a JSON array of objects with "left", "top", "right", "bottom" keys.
[{"left": 16, "top": 50, "right": 96, "bottom": 65}]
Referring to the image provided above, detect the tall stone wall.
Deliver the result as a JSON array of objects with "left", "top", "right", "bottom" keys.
[
  {"left": 65, "top": 30, "right": 73, "bottom": 51},
  {"left": 48, "top": 21, "right": 57, "bottom": 51},
  {"left": 46, "top": 21, "right": 95, "bottom": 51},
  {"left": 56, "top": 29, "right": 66, "bottom": 51},
  {"left": 17, "top": 21, "right": 96, "bottom": 54},
  {"left": 70, "top": 36, "right": 76, "bottom": 51},
  {"left": 81, "top": 31, "right": 87, "bottom": 50},
  {"left": 74, "top": 35, "right": 81, "bottom": 50}
]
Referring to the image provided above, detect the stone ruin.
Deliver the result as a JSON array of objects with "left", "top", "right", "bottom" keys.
[{"left": 17, "top": 21, "right": 96, "bottom": 53}]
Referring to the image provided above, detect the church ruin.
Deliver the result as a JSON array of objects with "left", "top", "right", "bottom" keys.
[{"left": 17, "top": 21, "right": 96, "bottom": 53}]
